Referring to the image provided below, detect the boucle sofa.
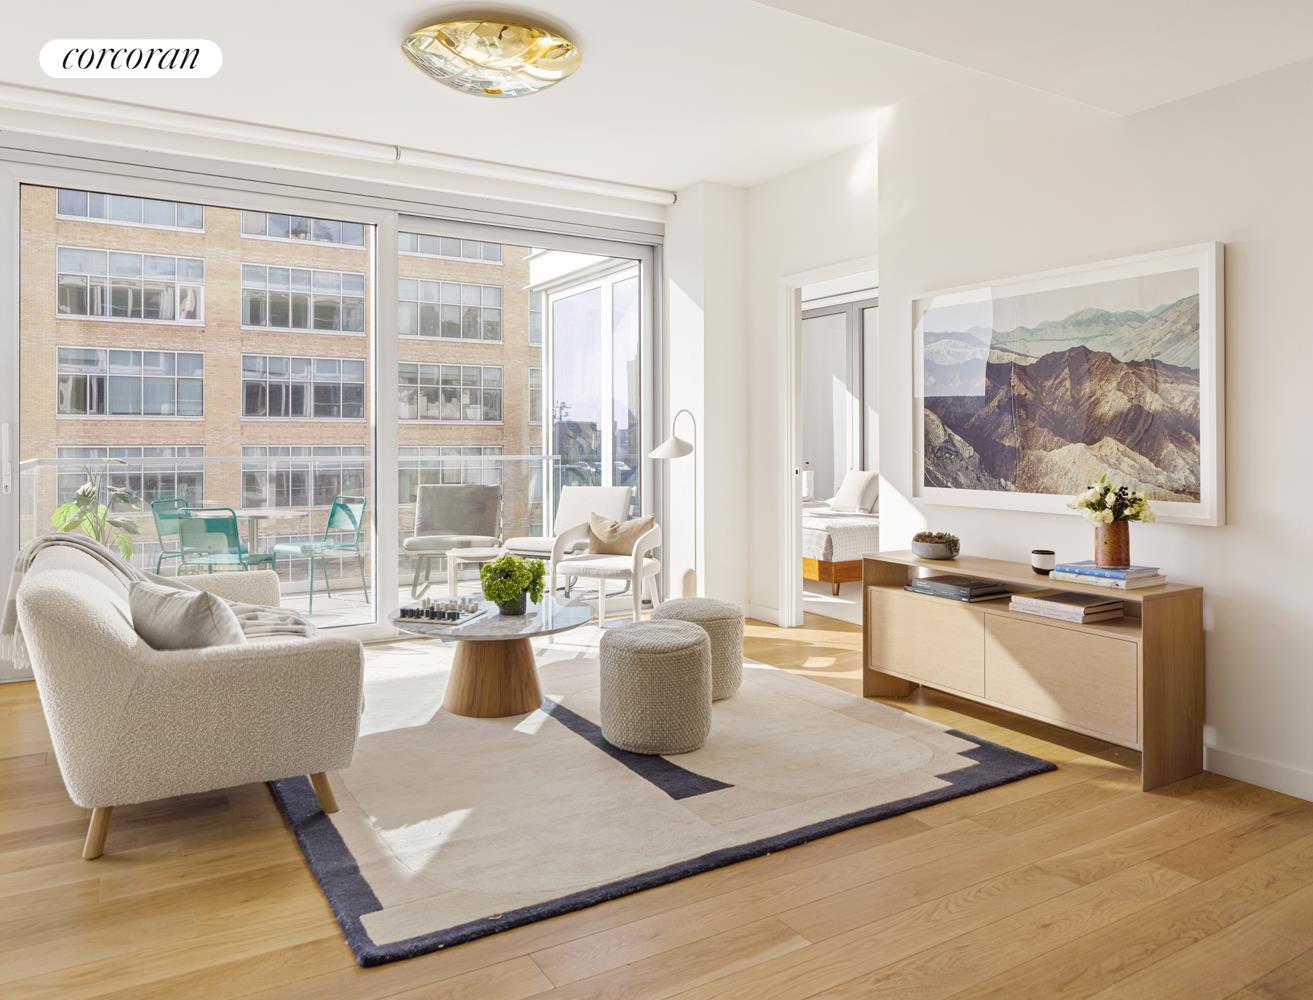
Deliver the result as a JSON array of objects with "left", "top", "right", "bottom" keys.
[{"left": 13, "top": 544, "right": 364, "bottom": 859}]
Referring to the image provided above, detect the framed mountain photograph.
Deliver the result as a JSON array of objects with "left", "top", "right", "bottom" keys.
[{"left": 912, "top": 243, "right": 1224, "bottom": 525}]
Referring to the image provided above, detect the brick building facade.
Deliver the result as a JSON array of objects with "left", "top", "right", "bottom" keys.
[{"left": 19, "top": 184, "right": 543, "bottom": 588}]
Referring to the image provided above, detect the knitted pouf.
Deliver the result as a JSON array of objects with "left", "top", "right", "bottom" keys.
[
  {"left": 599, "top": 620, "right": 711, "bottom": 755},
  {"left": 651, "top": 597, "right": 744, "bottom": 701}
]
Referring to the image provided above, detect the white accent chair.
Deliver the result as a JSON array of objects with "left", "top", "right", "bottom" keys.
[
  {"left": 12, "top": 544, "right": 363, "bottom": 860},
  {"left": 550, "top": 521, "right": 662, "bottom": 625},
  {"left": 503, "top": 485, "right": 633, "bottom": 565}
]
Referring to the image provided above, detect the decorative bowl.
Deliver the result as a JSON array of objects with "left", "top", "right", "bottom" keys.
[{"left": 911, "top": 540, "right": 956, "bottom": 560}]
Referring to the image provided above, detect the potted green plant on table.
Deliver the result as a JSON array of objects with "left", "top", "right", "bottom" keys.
[
  {"left": 480, "top": 554, "right": 546, "bottom": 616},
  {"left": 1068, "top": 473, "right": 1155, "bottom": 567},
  {"left": 50, "top": 463, "right": 141, "bottom": 559}
]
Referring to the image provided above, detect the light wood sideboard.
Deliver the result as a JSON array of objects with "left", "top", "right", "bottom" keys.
[{"left": 862, "top": 551, "right": 1204, "bottom": 791}]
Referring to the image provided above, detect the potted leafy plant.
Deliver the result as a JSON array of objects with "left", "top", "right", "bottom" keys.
[
  {"left": 50, "top": 463, "right": 141, "bottom": 559},
  {"left": 911, "top": 531, "right": 960, "bottom": 560},
  {"left": 1067, "top": 473, "right": 1155, "bottom": 567},
  {"left": 480, "top": 554, "right": 546, "bottom": 616}
]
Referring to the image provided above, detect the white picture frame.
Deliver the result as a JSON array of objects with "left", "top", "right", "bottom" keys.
[{"left": 912, "top": 242, "right": 1224, "bottom": 526}]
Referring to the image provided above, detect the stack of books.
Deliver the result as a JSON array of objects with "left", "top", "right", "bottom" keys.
[
  {"left": 1049, "top": 560, "right": 1166, "bottom": 590},
  {"left": 905, "top": 575, "right": 1011, "bottom": 603},
  {"left": 1010, "top": 590, "right": 1125, "bottom": 624}
]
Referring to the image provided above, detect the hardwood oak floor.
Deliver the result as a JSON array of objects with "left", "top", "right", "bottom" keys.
[{"left": 3, "top": 612, "right": 1312, "bottom": 999}]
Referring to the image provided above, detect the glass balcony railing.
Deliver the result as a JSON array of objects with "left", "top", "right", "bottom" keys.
[{"left": 18, "top": 453, "right": 562, "bottom": 629}]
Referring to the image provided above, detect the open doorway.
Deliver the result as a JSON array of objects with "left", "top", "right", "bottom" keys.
[{"left": 798, "top": 280, "right": 878, "bottom": 624}]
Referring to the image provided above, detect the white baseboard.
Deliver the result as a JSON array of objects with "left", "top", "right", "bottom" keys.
[
  {"left": 1205, "top": 744, "right": 1313, "bottom": 802},
  {"left": 745, "top": 603, "right": 784, "bottom": 626}
]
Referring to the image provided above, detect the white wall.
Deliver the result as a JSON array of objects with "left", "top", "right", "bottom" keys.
[
  {"left": 877, "top": 61, "right": 1313, "bottom": 798},
  {"left": 663, "top": 183, "right": 749, "bottom": 604},
  {"left": 745, "top": 143, "right": 879, "bottom": 620}
]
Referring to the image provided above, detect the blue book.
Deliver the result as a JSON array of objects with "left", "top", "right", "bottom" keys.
[{"left": 1052, "top": 560, "right": 1160, "bottom": 580}]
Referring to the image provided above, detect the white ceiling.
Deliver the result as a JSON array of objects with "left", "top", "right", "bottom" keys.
[
  {"left": 754, "top": 0, "right": 1313, "bottom": 115},
  {"left": 0, "top": 0, "right": 964, "bottom": 191},
  {"left": 7, "top": 3, "right": 1310, "bottom": 194}
]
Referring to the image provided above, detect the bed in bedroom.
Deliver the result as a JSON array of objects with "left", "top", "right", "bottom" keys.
[
  {"left": 800, "top": 470, "right": 881, "bottom": 595},
  {"left": 802, "top": 506, "right": 880, "bottom": 594}
]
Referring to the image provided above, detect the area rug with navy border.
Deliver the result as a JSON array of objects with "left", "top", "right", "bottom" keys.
[{"left": 271, "top": 626, "right": 1054, "bottom": 966}]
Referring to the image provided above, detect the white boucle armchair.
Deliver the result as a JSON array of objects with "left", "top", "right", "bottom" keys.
[{"left": 13, "top": 544, "right": 363, "bottom": 859}]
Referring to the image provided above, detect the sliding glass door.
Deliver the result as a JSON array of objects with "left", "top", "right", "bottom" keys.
[
  {"left": 0, "top": 160, "right": 658, "bottom": 681},
  {"left": 10, "top": 180, "right": 380, "bottom": 670},
  {"left": 391, "top": 220, "right": 651, "bottom": 602},
  {"left": 546, "top": 265, "right": 642, "bottom": 514},
  {"left": 800, "top": 297, "right": 878, "bottom": 499}
]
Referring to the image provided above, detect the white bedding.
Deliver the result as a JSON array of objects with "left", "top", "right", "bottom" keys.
[{"left": 802, "top": 507, "right": 880, "bottom": 563}]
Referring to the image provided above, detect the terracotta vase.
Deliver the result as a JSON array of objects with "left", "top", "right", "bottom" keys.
[{"left": 1094, "top": 520, "right": 1131, "bottom": 568}]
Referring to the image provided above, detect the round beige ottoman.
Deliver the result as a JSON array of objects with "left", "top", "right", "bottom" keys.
[
  {"left": 652, "top": 597, "right": 744, "bottom": 701},
  {"left": 599, "top": 621, "right": 711, "bottom": 755}
]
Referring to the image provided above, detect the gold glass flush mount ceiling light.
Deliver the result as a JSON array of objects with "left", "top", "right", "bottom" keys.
[{"left": 402, "top": 19, "right": 581, "bottom": 98}]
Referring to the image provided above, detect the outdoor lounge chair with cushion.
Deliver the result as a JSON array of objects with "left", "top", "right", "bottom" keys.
[{"left": 403, "top": 484, "right": 501, "bottom": 598}]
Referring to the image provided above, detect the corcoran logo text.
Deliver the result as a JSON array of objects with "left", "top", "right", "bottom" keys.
[{"left": 40, "top": 39, "right": 222, "bottom": 78}]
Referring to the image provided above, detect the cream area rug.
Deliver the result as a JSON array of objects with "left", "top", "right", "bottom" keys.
[{"left": 271, "top": 626, "right": 1054, "bottom": 966}]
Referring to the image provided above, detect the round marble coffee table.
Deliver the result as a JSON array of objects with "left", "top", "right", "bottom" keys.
[{"left": 390, "top": 597, "right": 591, "bottom": 718}]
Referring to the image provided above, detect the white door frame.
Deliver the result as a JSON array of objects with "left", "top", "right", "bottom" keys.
[
  {"left": 776, "top": 255, "right": 878, "bottom": 629},
  {"left": 0, "top": 165, "right": 19, "bottom": 679}
]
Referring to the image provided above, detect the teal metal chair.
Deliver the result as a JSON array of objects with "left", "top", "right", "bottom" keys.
[
  {"left": 271, "top": 495, "right": 370, "bottom": 614},
  {"left": 150, "top": 497, "right": 189, "bottom": 573},
  {"left": 178, "top": 508, "right": 277, "bottom": 573}
]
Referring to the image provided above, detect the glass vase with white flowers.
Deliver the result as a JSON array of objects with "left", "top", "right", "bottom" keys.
[{"left": 1068, "top": 474, "right": 1155, "bottom": 568}]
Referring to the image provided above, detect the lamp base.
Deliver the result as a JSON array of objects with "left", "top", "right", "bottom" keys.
[{"left": 680, "top": 567, "right": 698, "bottom": 598}]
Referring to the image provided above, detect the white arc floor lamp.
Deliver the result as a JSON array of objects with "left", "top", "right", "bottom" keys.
[{"left": 649, "top": 408, "right": 697, "bottom": 595}]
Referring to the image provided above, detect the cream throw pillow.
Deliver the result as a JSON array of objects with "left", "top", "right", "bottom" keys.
[
  {"left": 588, "top": 513, "right": 656, "bottom": 555},
  {"left": 129, "top": 579, "right": 246, "bottom": 651},
  {"left": 830, "top": 470, "right": 880, "bottom": 513}
]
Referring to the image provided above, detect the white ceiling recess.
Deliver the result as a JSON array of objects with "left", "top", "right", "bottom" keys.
[
  {"left": 753, "top": 0, "right": 1313, "bottom": 115},
  {"left": 0, "top": 0, "right": 964, "bottom": 193}
]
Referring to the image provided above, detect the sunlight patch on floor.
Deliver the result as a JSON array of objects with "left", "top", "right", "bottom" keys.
[{"left": 380, "top": 808, "right": 473, "bottom": 874}]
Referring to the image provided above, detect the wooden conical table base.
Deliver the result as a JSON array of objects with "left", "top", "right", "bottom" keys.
[
  {"left": 444, "top": 638, "right": 544, "bottom": 718},
  {"left": 391, "top": 598, "right": 592, "bottom": 719}
]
